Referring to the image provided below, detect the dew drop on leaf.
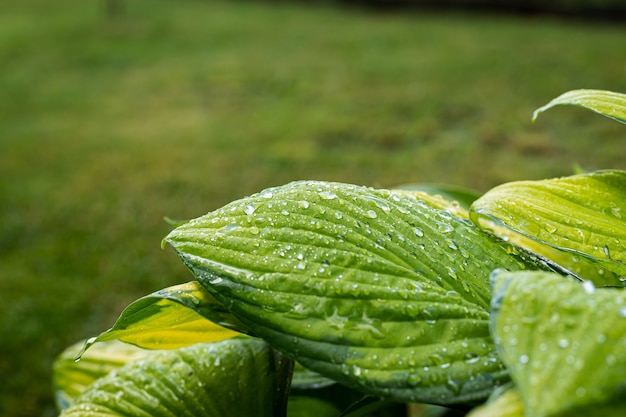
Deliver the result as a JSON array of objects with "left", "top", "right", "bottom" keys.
[
  {"left": 583, "top": 280, "right": 595, "bottom": 294},
  {"left": 365, "top": 210, "right": 377, "bottom": 219},
  {"left": 544, "top": 223, "right": 558, "bottom": 233},
  {"left": 319, "top": 190, "right": 337, "bottom": 200},
  {"left": 407, "top": 373, "right": 422, "bottom": 387}
]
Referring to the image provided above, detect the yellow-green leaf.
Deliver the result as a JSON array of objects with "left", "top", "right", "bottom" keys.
[
  {"left": 61, "top": 338, "right": 281, "bottom": 417},
  {"left": 53, "top": 340, "right": 153, "bottom": 411},
  {"left": 467, "top": 388, "right": 525, "bottom": 417},
  {"left": 532, "top": 89, "right": 626, "bottom": 124},
  {"left": 470, "top": 170, "right": 626, "bottom": 287},
  {"left": 81, "top": 282, "right": 242, "bottom": 354}
]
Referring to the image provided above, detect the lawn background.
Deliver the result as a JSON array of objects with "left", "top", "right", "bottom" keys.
[{"left": 1, "top": 1, "right": 624, "bottom": 415}]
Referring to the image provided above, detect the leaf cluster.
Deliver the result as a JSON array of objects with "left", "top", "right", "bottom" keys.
[{"left": 53, "top": 90, "right": 626, "bottom": 417}]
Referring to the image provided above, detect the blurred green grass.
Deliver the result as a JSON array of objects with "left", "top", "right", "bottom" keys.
[{"left": 0, "top": 0, "right": 624, "bottom": 415}]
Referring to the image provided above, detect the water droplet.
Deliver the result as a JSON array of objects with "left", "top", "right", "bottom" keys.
[
  {"left": 446, "top": 267, "right": 458, "bottom": 280},
  {"left": 261, "top": 191, "right": 273, "bottom": 199},
  {"left": 299, "top": 201, "right": 310, "bottom": 209},
  {"left": 413, "top": 227, "right": 424, "bottom": 237},
  {"left": 365, "top": 210, "right": 377, "bottom": 219},
  {"left": 319, "top": 191, "right": 337, "bottom": 200},
  {"left": 209, "top": 276, "right": 223, "bottom": 285},
  {"left": 539, "top": 343, "right": 548, "bottom": 352},
  {"left": 445, "top": 378, "right": 462, "bottom": 395},
  {"left": 583, "top": 280, "right": 595, "bottom": 294},
  {"left": 519, "top": 354, "right": 529, "bottom": 364},
  {"left": 611, "top": 206, "right": 622, "bottom": 219},
  {"left": 447, "top": 239, "right": 458, "bottom": 250},
  {"left": 558, "top": 338, "right": 569, "bottom": 348},
  {"left": 334, "top": 212, "right": 343, "bottom": 220},
  {"left": 545, "top": 223, "right": 557, "bottom": 233},
  {"left": 464, "top": 353, "right": 480, "bottom": 364},
  {"left": 604, "top": 245, "right": 611, "bottom": 259},
  {"left": 437, "top": 222, "right": 454, "bottom": 233},
  {"left": 249, "top": 227, "right": 260, "bottom": 235},
  {"left": 619, "top": 306, "right": 626, "bottom": 318},
  {"left": 407, "top": 373, "right": 422, "bottom": 387}
]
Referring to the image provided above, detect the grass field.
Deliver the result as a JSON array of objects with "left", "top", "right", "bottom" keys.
[{"left": 1, "top": 1, "right": 624, "bottom": 415}]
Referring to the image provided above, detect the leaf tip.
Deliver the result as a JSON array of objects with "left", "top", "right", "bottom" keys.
[{"left": 73, "top": 336, "right": 98, "bottom": 362}]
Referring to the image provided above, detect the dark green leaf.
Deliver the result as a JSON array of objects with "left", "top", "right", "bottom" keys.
[{"left": 165, "top": 181, "right": 538, "bottom": 404}]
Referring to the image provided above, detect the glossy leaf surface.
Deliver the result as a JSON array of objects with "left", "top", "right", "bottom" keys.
[
  {"left": 165, "top": 180, "right": 538, "bottom": 404},
  {"left": 60, "top": 338, "right": 279, "bottom": 417},
  {"left": 491, "top": 270, "right": 626, "bottom": 417},
  {"left": 81, "top": 282, "right": 242, "bottom": 355},
  {"left": 533, "top": 89, "right": 626, "bottom": 124},
  {"left": 471, "top": 170, "right": 626, "bottom": 287},
  {"left": 54, "top": 340, "right": 153, "bottom": 410}
]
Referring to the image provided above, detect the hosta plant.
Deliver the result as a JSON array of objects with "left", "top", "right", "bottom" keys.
[{"left": 54, "top": 89, "right": 626, "bottom": 417}]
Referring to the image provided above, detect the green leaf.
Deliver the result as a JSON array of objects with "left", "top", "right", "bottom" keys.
[
  {"left": 532, "top": 89, "right": 626, "bottom": 124},
  {"left": 60, "top": 338, "right": 282, "bottom": 417},
  {"left": 467, "top": 388, "right": 525, "bottom": 417},
  {"left": 490, "top": 270, "right": 626, "bottom": 417},
  {"left": 165, "top": 180, "right": 538, "bottom": 404},
  {"left": 53, "top": 340, "right": 153, "bottom": 410},
  {"left": 468, "top": 387, "right": 626, "bottom": 417},
  {"left": 288, "top": 396, "right": 341, "bottom": 417},
  {"left": 291, "top": 362, "right": 336, "bottom": 390},
  {"left": 81, "top": 282, "right": 243, "bottom": 354},
  {"left": 470, "top": 170, "right": 626, "bottom": 287},
  {"left": 393, "top": 183, "right": 481, "bottom": 212}
]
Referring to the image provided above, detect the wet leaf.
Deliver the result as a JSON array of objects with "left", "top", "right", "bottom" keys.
[
  {"left": 467, "top": 388, "right": 524, "bottom": 417},
  {"left": 60, "top": 338, "right": 280, "bottom": 417},
  {"left": 80, "top": 282, "right": 242, "bottom": 355},
  {"left": 393, "top": 183, "right": 481, "bottom": 212},
  {"left": 164, "top": 180, "right": 538, "bottom": 404},
  {"left": 533, "top": 89, "right": 626, "bottom": 124},
  {"left": 470, "top": 170, "right": 626, "bottom": 287},
  {"left": 490, "top": 270, "right": 626, "bottom": 417},
  {"left": 53, "top": 340, "right": 153, "bottom": 410}
]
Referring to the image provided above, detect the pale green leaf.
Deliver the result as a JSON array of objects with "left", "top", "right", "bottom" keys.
[
  {"left": 82, "top": 282, "right": 242, "bottom": 353},
  {"left": 164, "top": 180, "right": 541, "bottom": 404},
  {"left": 532, "top": 89, "right": 626, "bottom": 124},
  {"left": 470, "top": 170, "right": 626, "bottom": 287},
  {"left": 53, "top": 340, "right": 153, "bottom": 410},
  {"left": 467, "top": 388, "right": 525, "bottom": 417},
  {"left": 468, "top": 387, "right": 626, "bottom": 417},
  {"left": 60, "top": 338, "right": 280, "bottom": 417},
  {"left": 491, "top": 270, "right": 626, "bottom": 417}
]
